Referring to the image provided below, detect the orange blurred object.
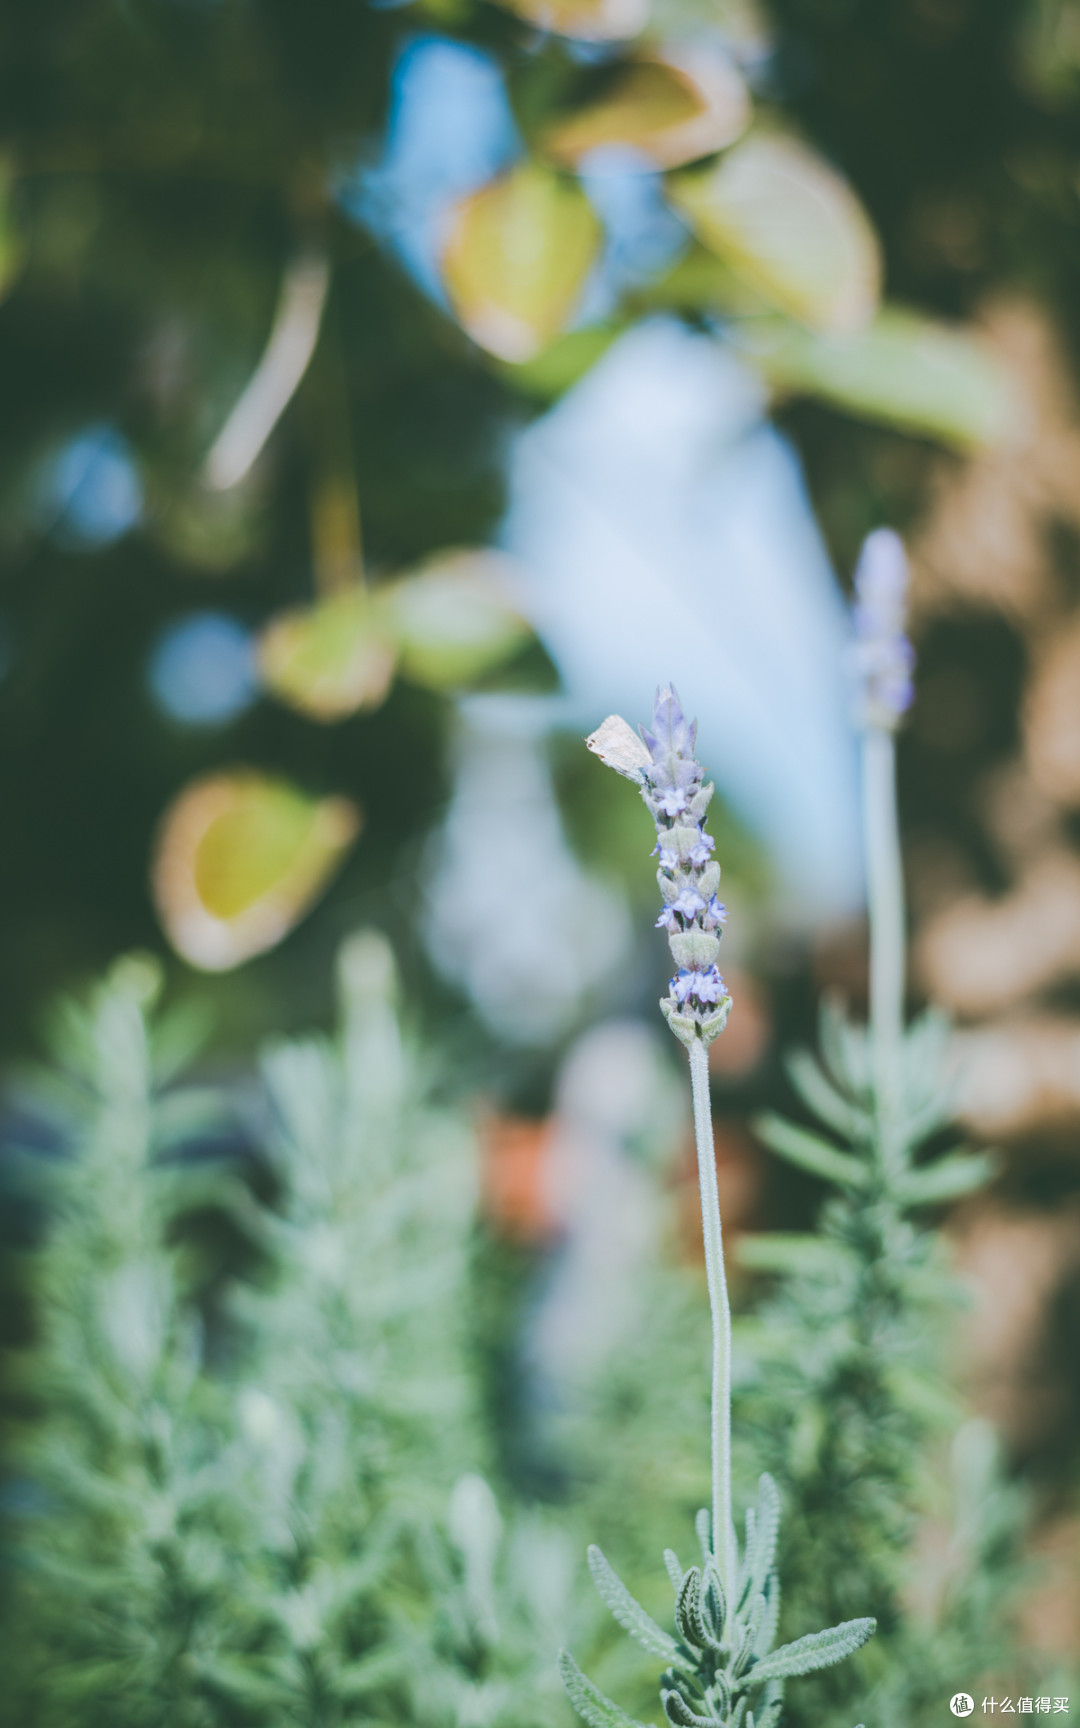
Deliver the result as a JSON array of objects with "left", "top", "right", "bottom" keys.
[{"left": 480, "top": 1113, "right": 560, "bottom": 1243}]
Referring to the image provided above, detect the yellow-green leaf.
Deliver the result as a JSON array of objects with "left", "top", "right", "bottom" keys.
[
  {"left": 0, "top": 159, "right": 24, "bottom": 305},
  {"left": 489, "top": 0, "right": 648, "bottom": 41},
  {"left": 152, "top": 771, "right": 359, "bottom": 971},
  {"left": 257, "top": 589, "right": 397, "bottom": 721},
  {"left": 498, "top": 322, "right": 622, "bottom": 399},
  {"left": 734, "top": 307, "right": 1013, "bottom": 449},
  {"left": 384, "top": 549, "right": 532, "bottom": 688},
  {"left": 668, "top": 132, "right": 882, "bottom": 334},
  {"left": 542, "top": 50, "right": 749, "bottom": 171},
  {"left": 441, "top": 162, "right": 602, "bottom": 363}
]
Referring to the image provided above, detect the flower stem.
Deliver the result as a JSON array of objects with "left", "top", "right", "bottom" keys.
[
  {"left": 688, "top": 1038, "right": 736, "bottom": 1596},
  {"left": 861, "top": 727, "right": 906, "bottom": 1170}
]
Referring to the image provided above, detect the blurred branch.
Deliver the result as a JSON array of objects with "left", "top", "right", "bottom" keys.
[{"left": 203, "top": 251, "right": 330, "bottom": 491}]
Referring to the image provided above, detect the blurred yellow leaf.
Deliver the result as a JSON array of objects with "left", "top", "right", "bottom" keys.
[
  {"left": 153, "top": 771, "right": 359, "bottom": 971},
  {"left": 735, "top": 308, "right": 1013, "bottom": 449},
  {"left": 490, "top": 0, "right": 648, "bottom": 41},
  {"left": 385, "top": 549, "right": 533, "bottom": 688},
  {"left": 442, "top": 163, "right": 602, "bottom": 363},
  {"left": 0, "top": 160, "right": 24, "bottom": 304},
  {"left": 668, "top": 133, "right": 882, "bottom": 334},
  {"left": 258, "top": 589, "right": 397, "bottom": 721},
  {"left": 542, "top": 49, "right": 750, "bottom": 171}
]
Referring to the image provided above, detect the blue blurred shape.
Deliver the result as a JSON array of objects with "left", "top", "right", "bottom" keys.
[
  {"left": 35, "top": 425, "right": 143, "bottom": 549},
  {"left": 502, "top": 318, "right": 864, "bottom": 923},
  {"left": 149, "top": 612, "right": 258, "bottom": 726},
  {"left": 340, "top": 35, "right": 521, "bottom": 297},
  {"left": 579, "top": 148, "right": 687, "bottom": 304}
]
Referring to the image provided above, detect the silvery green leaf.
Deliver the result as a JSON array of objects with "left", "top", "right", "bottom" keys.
[
  {"left": 785, "top": 1049, "right": 869, "bottom": 1142},
  {"left": 664, "top": 1549, "right": 685, "bottom": 1593},
  {"left": 746, "top": 1475, "right": 781, "bottom": 1605},
  {"left": 586, "top": 1546, "right": 679, "bottom": 1661},
  {"left": 738, "top": 1616, "right": 876, "bottom": 1688},
  {"left": 675, "top": 1567, "right": 704, "bottom": 1647},
  {"left": 661, "top": 1687, "right": 723, "bottom": 1728},
  {"left": 735, "top": 1232, "right": 856, "bottom": 1278},
  {"left": 755, "top": 1573, "right": 781, "bottom": 1658},
  {"left": 894, "top": 1150, "right": 997, "bottom": 1208},
  {"left": 675, "top": 1566, "right": 723, "bottom": 1652},
  {"left": 701, "top": 1561, "right": 726, "bottom": 1639},
  {"left": 753, "top": 1112, "right": 870, "bottom": 1190},
  {"left": 819, "top": 995, "right": 870, "bottom": 1098},
  {"left": 559, "top": 1654, "right": 650, "bottom": 1728},
  {"left": 695, "top": 1506, "right": 712, "bottom": 1563}
]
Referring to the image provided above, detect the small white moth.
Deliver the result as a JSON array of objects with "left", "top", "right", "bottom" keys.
[{"left": 585, "top": 714, "right": 652, "bottom": 783}]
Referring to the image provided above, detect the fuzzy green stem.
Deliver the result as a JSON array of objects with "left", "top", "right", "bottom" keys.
[
  {"left": 688, "top": 1038, "right": 736, "bottom": 1596},
  {"left": 861, "top": 727, "right": 906, "bottom": 1170}
]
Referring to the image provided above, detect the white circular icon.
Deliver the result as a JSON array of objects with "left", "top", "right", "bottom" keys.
[{"left": 951, "top": 1696, "right": 975, "bottom": 1717}]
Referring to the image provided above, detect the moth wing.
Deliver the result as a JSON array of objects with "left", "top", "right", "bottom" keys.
[{"left": 585, "top": 715, "right": 652, "bottom": 783}]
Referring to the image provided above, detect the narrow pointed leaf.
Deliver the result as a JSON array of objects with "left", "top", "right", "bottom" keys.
[
  {"left": 587, "top": 1546, "right": 679, "bottom": 1660},
  {"left": 785, "top": 1049, "right": 868, "bottom": 1141},
  {"left": 732, "top": 306, "right": 1011, "bottom": 449},
  {"left": 735, "top": 1232, "right": 856, "bottom": 1278},
  {"left": 559, "top": 1652, "right": 651, "bottom": 1728},
  {"left": 895, "top": 1150, "right": 997, "bottom": 1208},
  {"left": 753, "top": 1112, "right": 870, "bottom": 1189},
  {"left": 739, "top": 1617, "right": 876, "bottom": 1688},
  {"left": 662, "top": 1689, "right": 723, "bottom": 1728},
  {"left": 695, "top": 1506, "right": 712, "bottom": 1562},
  {"left": 746, "top": 1475, "right": 781, "bottom": 1602},
  {"left": 755, "top": 1574, "right": 781, "bottom": 1658},
  {"left": 664, "top": 1548, "right": 685, "bottom": 1593}
]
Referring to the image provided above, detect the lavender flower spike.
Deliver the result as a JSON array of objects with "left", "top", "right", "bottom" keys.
[
  {"left": 850, "top": 527, "right": 915, "bottom": 730},
  {"left": 587, "top": 686, "right": 732, "bottom": 1050}
]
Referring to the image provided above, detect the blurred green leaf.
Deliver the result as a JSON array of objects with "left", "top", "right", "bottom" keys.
[
  {"left": 384, "top": 549, "right": 533, "bottom": 689},
  {"left": 487, "top": 0, "right": 649, "bottom": 41},
  {"left": 441, "top": 162, "right": 603, "bottom": 363},
  {"left": 732, "top": 307, "right": 1013, "bottom": 449},
  {"left": 541, "top": 50, "right": 749, "bottom": 171},
  {"left": 668, "top": 132, "right": 882, "bottom": 334},
  {"left": 498, "top": 323, "right": 623, "bottom": 398},
  {"left": 753, "top": 1111, "right": 871, "bottom": 1189},
  {"left": 152, "top": 771, "right": 359, "bottom": 971},
  {"left": 257, "top": 589, "right": 397, "bottom": 722}
]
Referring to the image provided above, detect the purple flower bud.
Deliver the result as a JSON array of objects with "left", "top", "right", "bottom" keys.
[
  {"left": 687, "top": 832, "right": 716, "bottom": 867},
  {"left": 656, "top": 788, "right": 689, "bottom": 818},
  {"left": 640, "top": 684, "right": 697, "bottom": 765},
  {"left": 655, "top": 906, "right": 678, "bottom": 931},
  {"left": 851, "top": 528, "right": 915, "bottom": 728},
  {"left": 703, "top": 897, "right": 727, "bottom": 930}
]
